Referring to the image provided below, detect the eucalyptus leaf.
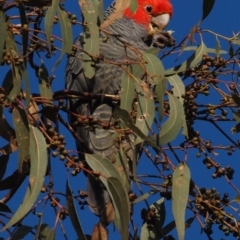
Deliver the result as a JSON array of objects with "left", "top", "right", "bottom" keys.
[
  {"left": 165, "top": 42, "right": 208, "bottom": 76},
  {"left": 0, "top": 126, "right": 47, "bottom": 231},
  {"left": 172, "top": 163, "right": 191, "bottom": 240}
]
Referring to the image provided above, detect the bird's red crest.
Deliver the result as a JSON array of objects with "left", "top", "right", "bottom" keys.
[{"left": 124, "top": 0, "right": 173, "bottom": 28}]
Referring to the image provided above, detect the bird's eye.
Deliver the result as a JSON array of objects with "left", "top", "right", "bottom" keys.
[{"left": 145, "top": 5, "right": 152, "bottom": 13}]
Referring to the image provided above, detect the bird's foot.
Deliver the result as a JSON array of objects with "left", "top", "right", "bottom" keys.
[{"left": 152, "top": 30, "right": 175, "bottom": 48}]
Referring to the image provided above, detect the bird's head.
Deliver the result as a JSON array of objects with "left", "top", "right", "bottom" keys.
[{"left": 123, "top": 0, "right": 173, "bottom": 35}]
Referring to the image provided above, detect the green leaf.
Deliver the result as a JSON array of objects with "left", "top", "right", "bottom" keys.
[
  {"left": 85, "top": 153, "right": 125, "bottom": 189},
  {"left": 142, "top": 52, "right": 164, "bottom": 84},
  {"left": 33, "top": 213, "right": 43, "bottom": 240},
  {"left": 4, "top": 30, "right": 30, "bottom": 106},
  {"left": 232, "top": 195, "right": 240, "bottom": 204},
  {"left": 7, "top": 65, "right": 21, "bottom": 102},
  {"left": 82, "top": 0, "right": 99, "bottom": 78},
  {"left": 0, "top": 126, "right": 48, "bottom": 231},
  {"left": 107, "top": 177, "right": 130, "bottom": 240},
  {"left": 148, "top": 94, "right": 184, "bottom": 146},
  {"left": 37, "top": 64, "right": 53, "bottom": 106},
  {"left": 44, "top": 0, "right": 59, "bottom": 48},
  {"left": 232, "top": 39, "right": 240, "bottom": 46},
  {"left": 202, "top": 0, "right": 215, "bottom": 21},
  {"left": 11, "top": 225, "right": 33, "bottom": 240},
  {"left": 229, "top": 45, "right": 234, "bottom": 57},
  {"left": 160, "top": 216, "right": 195, "bottom": 238},
  {"left": 159, "top": 93, "right": 184, "bottom": 144},
  {"left": 37, "top": 224, "right": 51, "bottom": 240},
  {"left": 215, "top": 36, "right": 220, "bottom": 58},
  {"left": 2, "top": 70, "right": 13, "bottom": 99},
  {"left": 120, "top": 66, "right": 135, "bottom": 112},
  {"left": 207, "top": 48, "right": 227, "bottom": 55},
  {"left": 46, "top": 229, "right": 56, "bottom": 240},
  {"left": 5, "top": 31, "right": 21, "bottom": 102},
  {"left": 231, "top": 93, "right": 240, "bottom": 107},
  {"left": 167, "top": 75, "right": 185, "bottom": 104},
  {"left": 0, "top": 10, "right": 7, "bottom": 64},
  {"left": 113, "top": 106, "right": 147, "bottom": 143},
  {"left": 129, "top": 0, "right": 138, "bottom": 13},
  {"left": 19, "top": 63, "right": 31, "bottom": 107},
  {"left": 93, "top": 0, "right": 104, "bottom": 24},
  {"left": 114, "top": 150, "right": 131, "bottom": 192},
  {"left": 167, "top": 75, "right": 188, "bottom": 138},
  {"left": 172, "top": 163, "right": 191, "bottom": 240},
  {"left": 165, "top": 42, "right": 208, "bottom": 76},
  {"left": 0, "top": 202, "right": 12, "bottom": 213},
  {"left": 232, "top": 111, "right": 240, "bottom": 133},
  {"left": 66, "top": 180, "right": 87, "bottom": 240},
  {"left": 145, "top": 47, "right": 159, "bottom": 56},
  {"left": 156, "top": 77, "right": 167, "bottom": 121},
  {"left": 85, "top": 154, "right": 130, "bottom": 239},
  {"left": 12, "top": 105, "right": 30, "bottom": 173},
  {"left": 53, "top": 6, "right": 73, "bottom": 70},
  {"left": 132, "top": 63, "right": 144, "bottom": 79},
  {"left": 0, "top": 155, "right": 9, "bottom": 181},
  {"left": 18, "top": 2, "right": 28, "bottom": 64},
  {"left": 135, "top": 82, "right": 155, "bottom": 144},
  {"left": 140, "top": 198, "right": 165, "bottom": 240},
  {"left": 133, "top": 190, "right": 157, "bottom": 204}
]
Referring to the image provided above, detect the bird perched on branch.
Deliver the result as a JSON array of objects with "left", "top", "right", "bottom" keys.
[{"left": 66, "top": 0, "right": 174, "bottom": 218}]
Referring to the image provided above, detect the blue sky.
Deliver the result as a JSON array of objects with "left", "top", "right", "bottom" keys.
[{"left": 1, "top": 0, "right": 240, "bottom": 239}]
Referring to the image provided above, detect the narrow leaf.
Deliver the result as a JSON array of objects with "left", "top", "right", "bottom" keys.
[
  {"left": 46, "top": 228, "right": 56, "bottom": 240},
  {"left": 231, "top": 93, "right": 240, "bottom": 107},
  {"left": 0, "top": 203, "right": 12, "bottom": 213},
  {"left": 37, "top": 63, "right": 53, "bottom": 106},
  {"left": 133, "top": 190, "right": 157, "bottom": 204},
  {"left": 156, "top": 77, "right": 167, "bottom": 121},
  {"left": 142, "top": 52, "right": 164, "bottom": 84},
  {"left": 135, "top": 82, "right": 155, "bottom": 145},
  {"left": 66, "top": 180, "right": 87, "bottom": 240},
  {"left": 0, "top": 126, "right": 48, "bottom": 231},
  {"left": 167, "top": 75, "right": 185, "bottom": 104},
  {"left": 148, "top": 94, "right": 184, "bottom": 146},
  {"left": 202, "top": 0, "right": 215, "bottom": 21},
  {"left": 0, "top": 10, "right": 7, "bottom": 64},
  {"left": 85, "top": 154, "right": 125, "bottom": 190},
  {"left": 140, "top": 198, "right": 165, "bottom": 240},
  {"left": 107, "top": 177, "right": 130, "bottom": 240},
  {"left": 232, "top": 195, "right": 240, "bottom": 204},
  {"left": 37, "top": 224, "right": 51, "bottom": 240},
  {"left": 160, "top": 216, "right": 195, "bottom": 238},
  {"left": 11, "top": 225, "right": 33, "bottom": 240},
  {"left": 167, "top": 75, "right": 188, "bottom": 138},
  {"left": 0, "top": 155, "right": 9, "bottom": 181},
  {"left": 165, "top": 42, "right": 208, "bottom": 76},
  {"left": 12, "top": 105, "right": 30, "bottom": 172},
  {"left": 44, "top": 0, "right": 59, "bottom": 48},
  {"left": 215, "top": 36, "right": 220, "bottom": 58},
  {"left": 33, "top": 213, "right": 43, "bottom": 240},
  {"left": 172, "top": 163, "right": 191, "bottom": 240},
  {"left": 85, "top": 154, "right": 130, "bottom": 238},
  {"left": 114, "top": 150, "right": 131, "bottom": 192},
  {"left": 18, "top": 2, "right": 28, "bottom": 64},
  {"left": 53, "top": 6, "right": 73, "bottom": 69},
  {"left": 120, "top": 66, "right": 135, "bottom": 112},
  {"left": 113, "top": 106, "right": 147, "bottom": 143},
  {"left": 80, "top": 0, "right": 99, "bottom": 78},
  {"left": 19, "top": 63, "right": 31, "bottom": 107}
]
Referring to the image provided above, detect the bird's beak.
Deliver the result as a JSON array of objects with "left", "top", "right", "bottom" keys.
[{"left": 149, "top": 13, "right": 170, "bottom": 35}]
